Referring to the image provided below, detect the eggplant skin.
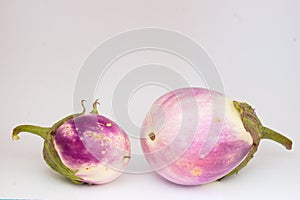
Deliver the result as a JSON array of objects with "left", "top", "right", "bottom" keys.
[
  {"left": 140, "top": 88, "right": 252, "bottom": 185},
  {"left": 53, "top": 114, "right": 131, "bottom": 184}
]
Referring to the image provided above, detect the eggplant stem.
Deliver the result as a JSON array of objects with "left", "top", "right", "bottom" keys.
[
  {"left": 12, "top": 125, "right": 51, "bottom": 141},
  {"left": 90, "top": 99, "right": 100, "bottom": 114},
  {"left": 261, "top": 127, "right": 292, "bottom": 150},
  {"left": 220, "top": 101, "right": 293, "bottom": 181},
  {"left": 80, "top": 100, "right": 87, "bottom": 114}
]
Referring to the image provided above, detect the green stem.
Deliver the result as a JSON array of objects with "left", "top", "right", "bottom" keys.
[
  {"left": 90, "top": 99, "right": 100, "bottom": 114},
  {"left": 220, "top": 101, "right": 293, "bottom": 180},
  {"left": 261, "top": 127, "right": 292, "bottom": 150},
  {"left": 12, "top": 125, "right": 51, "bottom": 141}
]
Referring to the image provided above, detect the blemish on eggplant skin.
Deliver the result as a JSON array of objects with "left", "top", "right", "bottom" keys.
[
  {"left": 148, "top": 132, "right": 156, "bottom": 141},
  {"left": 191, "top": 168, "right": 202, "bottom": 176},
  {"left": 228, "top": 156, "right": 234, "bottom": 163},
  {"left": 123, "top": 155, "right": 131, "bottom": 159},
  {"left": 100, "top": 141, "right": 105, "bottom": 146}
]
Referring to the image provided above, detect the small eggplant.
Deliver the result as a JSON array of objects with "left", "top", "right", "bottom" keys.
[
  {"left": 12, "top": 100, "right": 131, "bottom": 185},
  {"left": 140, "top": 88, "right": 292, "bottom": 185}
]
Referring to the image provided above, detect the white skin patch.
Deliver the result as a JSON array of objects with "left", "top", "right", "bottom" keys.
[
  {"left": 76, "top": 163, "right": 121, "bottom": 184},
  {"left": 225, "top": 98, "right": 253, "bottom": 144}
]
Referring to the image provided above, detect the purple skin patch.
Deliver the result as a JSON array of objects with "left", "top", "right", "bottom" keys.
[
  {"left": 54, "top": 114, "right": 130, "bottom": 172},
  {"left": 157, "top": 140, "right": 251, "bottom": 185}
]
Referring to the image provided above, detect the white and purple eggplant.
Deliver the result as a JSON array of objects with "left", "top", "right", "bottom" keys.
[
  {"left": 12, "top": 100, "right": 131, "bottom": 185},
  {"left": 140, "top": 88, "right": 292, "bottom": 185}
]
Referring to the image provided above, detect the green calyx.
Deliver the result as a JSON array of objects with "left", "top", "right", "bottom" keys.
[
  {"left": 12, "top": 100, "right": 101, "bottom": 184},
  {"left": 220, "top": 101, "right": 293, "bottom": 179}
]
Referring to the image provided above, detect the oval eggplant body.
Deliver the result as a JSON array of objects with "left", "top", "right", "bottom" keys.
[
  {"left": 54, "top": 114, "right": 131, "bottom": 184},
  {"left": 140, "top": 88, "right": 252, "bottom": 185}
]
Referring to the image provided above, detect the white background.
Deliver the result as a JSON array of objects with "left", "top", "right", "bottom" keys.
[{"left": 1, "top": 0, "right": 299, "bottom": 199}]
